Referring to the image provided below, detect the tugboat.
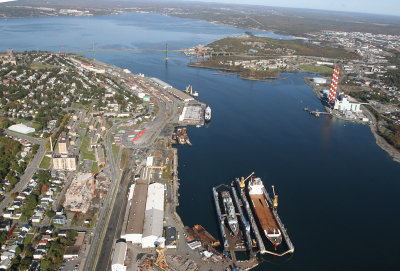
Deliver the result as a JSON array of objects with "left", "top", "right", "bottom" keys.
[
  {"left": 205, "top": 106, "right": 211, "bottom": 122},
  {"left": 221, "top": 191, "right": 239, "bottom": 236}
]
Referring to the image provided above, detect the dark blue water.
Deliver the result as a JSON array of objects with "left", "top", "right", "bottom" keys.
[{"left": 1, "top": 13, "right": 400, "bottom": 271}]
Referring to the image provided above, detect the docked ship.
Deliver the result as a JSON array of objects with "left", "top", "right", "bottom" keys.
[
  {"left": 205, "top": 106, "right": 211, "bottom": 122},
  {"left": 221, "top": 191, "right": 239, "bottom": 236},
  {"left": 248, "top": 177, "right": 282, "bottom": 247}
]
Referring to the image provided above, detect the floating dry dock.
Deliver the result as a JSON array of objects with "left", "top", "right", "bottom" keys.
[
  {"left": 212, "top": 187, "right": 229, "bottom": 249},
  {"left": 213, "top": 175, "right": 294, "bottom": 262}
]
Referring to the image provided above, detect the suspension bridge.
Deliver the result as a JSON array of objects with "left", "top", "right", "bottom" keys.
[{"left": 61, "top": 42, "right": 183, "bottom": 61}]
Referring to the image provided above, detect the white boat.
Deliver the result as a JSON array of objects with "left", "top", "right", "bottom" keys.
[{"left": 205, "top": 106, "right": 211, "bottom": 122}]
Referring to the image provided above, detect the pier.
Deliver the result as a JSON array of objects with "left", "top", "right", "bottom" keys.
[{"left": 304, "top": 107, "right": 331, "bottom": 117}]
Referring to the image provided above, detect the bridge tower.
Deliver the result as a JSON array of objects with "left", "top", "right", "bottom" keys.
[
  {"left": 328, "top": 66, "right": 340, "bottom": 106},
  {"left": 92, "top": 42, "right": 96, "bottom": 60},
  {"left": 165, "top": 43, "right": 169, "bottom": 61}
]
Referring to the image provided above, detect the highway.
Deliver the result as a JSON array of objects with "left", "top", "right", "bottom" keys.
[
  {"left": 96, "top": 166, "right": 132, "bottom": 271},
  {"left": 0, "top": 130, "right": 46, "bottom": 215},
  {"left": 82, "top": 123, "right": 123, "bottom": 271}
]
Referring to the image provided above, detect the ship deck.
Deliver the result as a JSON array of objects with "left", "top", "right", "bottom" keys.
[{"left": 249, "top": 194, "right": 279, "bottom": 234}]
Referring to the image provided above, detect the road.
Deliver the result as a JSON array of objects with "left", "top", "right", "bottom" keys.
[
  {"left": 84, "top": 70, "right": 185, "bottom": 271},
  {"left": 96, "top": 166, "right": 132, "bottom": 271},
  {"left": 0, "top": 131, "right": 46, "bottom": 214},
  {"left": 82, "top": 123, "right": 123, "bottom": 271}
]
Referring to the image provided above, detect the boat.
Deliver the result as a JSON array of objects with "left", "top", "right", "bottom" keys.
[
  {"left": 248, "top": 177, "right": 282, "bottom": 247},
  {"left": 205, "top": 106, "right": 211, "bottom": 122},
  {"left": 221, "top": 191, "right": 239, "bottom": 236}
]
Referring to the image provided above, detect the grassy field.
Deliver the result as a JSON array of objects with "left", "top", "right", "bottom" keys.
[
  {"left": 112, "top": 145, "right": 119, "bottom": 163},
  {"left": 72, "top": 102, "right": 85, "bottom": 109},
  {"left": 30, "top": 62, "right": 60, "bottom": 70},
  {"left": 78, "top": 123, "right": 87, "bottom": 129},
  {"left": 120, "top": 149, "right": 130, "bottom": 169},
  {"left": 91, "top": 161, "right": 99, "bottom": 173},
  {"left": 79, "top": 135, "right": 96, "bottom": 161},
  {"left": 39, "top": 156, "right": 51, "bottom": 169},
  {"left": 299, "top": 65, "right": 334, "bottom": 75}
]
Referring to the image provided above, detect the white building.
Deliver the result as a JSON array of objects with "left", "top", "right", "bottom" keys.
[
  {"left": 8, "top": 123, "right": 35, "bottom": 134},
  {"left": 334, "top": 95, "right": 361, "bottom": 112},
  {"left": 111, "top": 241, "right": 127, "bottom": 271},
  {"left": 312, "top": 77, "right": 328, "bottom": 84},
  {"left": 141, "top": 183, "right": 165, "bottom": 248}
]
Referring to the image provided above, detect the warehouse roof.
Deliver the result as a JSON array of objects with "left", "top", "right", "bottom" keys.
[
  {"left": 145, "top": 183, "right": 164, "bottom": 211},
  {"left": 125, "top": 180, "right": 148, "bottom": 234},
  {"left": 111, "top": 241, "right": 127, "bottom": 266}
]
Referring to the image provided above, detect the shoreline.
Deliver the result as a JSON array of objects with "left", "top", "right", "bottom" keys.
[{"left": 303, "top": 76, "right": 400, "bottom": 163}]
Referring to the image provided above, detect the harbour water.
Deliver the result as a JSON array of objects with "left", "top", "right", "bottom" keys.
[{"left": 1, "top": 13, "right": 400, "bottom": 271}]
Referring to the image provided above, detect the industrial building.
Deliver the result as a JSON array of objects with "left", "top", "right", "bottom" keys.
[
  {"left": 122, "top": 181, "right": 165, "bottom": 248},
  {"left": 334, "top": 95, "right": 361, "bottom": 112},
  {"left": 63, "top": 173, "right": 93, "bottom": 213},
  {"left": 111, "top": 241, "right": 127, "bottom": 271},
  {"left": 142, "top": 183, "right": 165, "bottom": 248},
  {"left": 165, "top": 226, "right": 177, "bottom": 248},
  {"left": 52, "top": 155, "right": 77, "bottom": 171},
  {"left": 150, "top": 77, "right": 194, "bottom": 102},
  {"left": 8, "top": 123, "right": 35, "bottom": 134},
  {"left": 311, "top": 77, "right": 328, "bottom": 84},
  {"left": 52, "top": 134, "right": 77, "bottom": 171},
  {"left": 179, "top": 104, "right": 203, "bottom": 123},
  {"left": 122, "top": 180, "right": 148, "bottom": 244}
]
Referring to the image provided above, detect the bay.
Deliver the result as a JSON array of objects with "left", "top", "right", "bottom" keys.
[{"left": 1, "top": 13, "right": 400, "bottom": 271}]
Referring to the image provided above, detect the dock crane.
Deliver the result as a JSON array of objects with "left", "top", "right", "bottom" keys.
[
  {"left": 154, "top": 240, "right": 177, "bottom": 271},
  {"left": 271, "top": 185, "right": 278, "bottom": 208},
  {"left": 239, "top": 172, "right": 255, "bottom": 189}
]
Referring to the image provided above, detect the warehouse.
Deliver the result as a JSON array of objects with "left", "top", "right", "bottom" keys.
[
  {"left": 111, "top": 241, "right": 127, "bottom": 271},
  {"left": 141, "top": 183, "right": 165, "bottom": 248},
  {"left": 122, "top": 180, "right": 148, "bottom": 244}
]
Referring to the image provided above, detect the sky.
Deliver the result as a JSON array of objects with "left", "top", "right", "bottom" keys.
[{"left": 190, "top": 0, "right": 400, "bottom": 16}]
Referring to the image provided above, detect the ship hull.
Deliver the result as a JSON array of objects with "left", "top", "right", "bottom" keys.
[{"left": 249, "top": 193, "right": 282, "bottom": 246}]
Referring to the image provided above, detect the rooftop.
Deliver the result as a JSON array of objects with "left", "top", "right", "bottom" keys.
[{"left": 125, "top": 180, "right": 148, "bottom": 235}]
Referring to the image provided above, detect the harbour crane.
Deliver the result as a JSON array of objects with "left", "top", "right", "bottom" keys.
[
  {"left": 271, "top": 185, "right": 278, "bottom": 208},
  {"left": 154, "top": 240, "right": 177, "bottom": 271},
  {"left": 239, "top": 172, "right": 255, "bottom": 188}
]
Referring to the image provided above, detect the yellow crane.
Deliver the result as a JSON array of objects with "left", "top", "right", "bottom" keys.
[
  {"left": 271, "top": 185, "right": 278, "bottom": 208},
  {"left": 154, "top": 240, "right": 177, "bottom": 271},
  {"left": 185, "top": 85, "right": 193, "bottom": 95},
  {"left": 239, "top": 172, "right": 255, "bottom": 188}
]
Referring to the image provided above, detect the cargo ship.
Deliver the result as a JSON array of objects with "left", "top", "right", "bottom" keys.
[
  {"left": 248, "top": 177, "right": 282, "bottom": 247},
  {"left": 205, "top": 106, "right": 211, "bottom": 122},
  {"left": 221, "top": 191, "right": 239, "bottom": 236}
]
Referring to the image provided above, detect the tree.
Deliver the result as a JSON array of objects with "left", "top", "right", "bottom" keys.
[
  {"left": 41, "top": 184, "right": 48, "bottom": 193},
  {"left": 46, "top": 210, "right": 55, "bottom": 218}
]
